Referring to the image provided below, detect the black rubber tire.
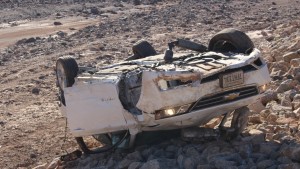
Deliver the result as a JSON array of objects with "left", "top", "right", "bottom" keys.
[
  {"left": 132, "top": 40, "right": 157, "bottom": 59},
  {"left": 208, "top": 28, "right": 254, "bottom": 54},
  {"left": 56, "top": 56, "right": 78, "bottom": 89}
]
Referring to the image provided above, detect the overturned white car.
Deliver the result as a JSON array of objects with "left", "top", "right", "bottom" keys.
[{"left": 56, "top": 28, "right": 271, "bottom": 154}]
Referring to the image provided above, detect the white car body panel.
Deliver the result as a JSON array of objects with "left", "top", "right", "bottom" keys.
[{"left": 64, "top": 81, "right": 129, "bottom": 137}]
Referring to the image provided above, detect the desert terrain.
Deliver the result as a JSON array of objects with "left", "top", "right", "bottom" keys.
[{"left": 0, "top": 0, "right": 300, "bottom": 168}]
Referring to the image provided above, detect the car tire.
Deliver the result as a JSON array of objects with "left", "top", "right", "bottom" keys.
[
  {"left": 131, "top": 40, "right": 157, "bottom": 59},
  {"left": 208, "top": 28, "right": 254, "bottom": 53},
  {"left": 56, "top": 56, "right": 78, "bottom": 89}
]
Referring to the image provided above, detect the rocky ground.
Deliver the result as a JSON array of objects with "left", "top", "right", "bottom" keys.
[{"left": 0, "top": 0, "right": 300, "bottom": 169}]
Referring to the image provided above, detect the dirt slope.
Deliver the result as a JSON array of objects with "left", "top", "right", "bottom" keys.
[{"left": 0, "top": 0, "right": 300, "bottom": 168}]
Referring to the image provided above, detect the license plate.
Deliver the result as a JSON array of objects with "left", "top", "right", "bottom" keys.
[{"left": 220, "top": 71, "right": 244, "bottom": 88}]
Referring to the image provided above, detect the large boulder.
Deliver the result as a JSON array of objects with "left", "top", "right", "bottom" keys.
[
  {"left": 140, "top": 160, "right": 160, "bottom": 169},
  {"left": 291, "top": 147, "right": 300, "bottom": 162},
  {"left": 290, "top": 58, "right": 300, "bottom": 67},
  {"left": 292, "top": 94, "right": 300, "bottom": 110},
  {"left": 276, "top": 79, "right": 296, "bottom": 93},
  {"left": 269, "top": 61, "right": 289, "bottom": 72},
  {"left": 248, "top": 101, "right": 266, "bottom": 113},
  {"left": 261, "top": 90, "right": 278, "bottom": 105}
]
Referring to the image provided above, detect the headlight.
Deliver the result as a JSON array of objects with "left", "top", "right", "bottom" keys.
[
  {"left": 258, "top": 84, "right": 267, "bottom": 93},
  {"left": 155, "top": 104, "right": 191, "bottom": 120}
]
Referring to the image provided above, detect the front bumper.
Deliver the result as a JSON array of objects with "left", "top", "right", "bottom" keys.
[{"left": 141, "top": 93, "right": 262, "bottom": 131}]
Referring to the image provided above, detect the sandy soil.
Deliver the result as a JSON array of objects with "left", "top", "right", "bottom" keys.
[
  {"left": 0, "top": 17, "right": 99, "bottom": 49},
  {"left": 0, "top": 0, "right": 300, "bottom": 168}
]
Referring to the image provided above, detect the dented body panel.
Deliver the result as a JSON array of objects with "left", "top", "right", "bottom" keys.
[{"left": 64, "top": 82, "right": 128, "bottom": 137}]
